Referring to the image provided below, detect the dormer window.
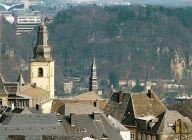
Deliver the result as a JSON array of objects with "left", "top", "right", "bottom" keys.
[{"left": 38, "top": 68, "right": 43, "bottom": 77}]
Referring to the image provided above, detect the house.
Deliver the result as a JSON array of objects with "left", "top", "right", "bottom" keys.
[
  {"left": 58, "top": 112, "right": 124, "bottom": 140},
  {"left": 102, "top": 90, "right": 192, "bottom": 140}
]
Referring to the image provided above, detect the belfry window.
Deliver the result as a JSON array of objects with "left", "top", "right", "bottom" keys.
[{"left": 38, "top": 68, "right": 43, "bottom": 77}]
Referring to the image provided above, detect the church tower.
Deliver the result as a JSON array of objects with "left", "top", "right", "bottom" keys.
[
  {"left": 30, "top": 20, "right": 55, "bottom": 99},
  {"left": 89, "top": 53, "right": 98, "bottom": 94}
]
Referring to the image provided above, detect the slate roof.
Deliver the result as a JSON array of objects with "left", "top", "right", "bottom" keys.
[
  {"left": 7, "top": 135, "right": 83, "bottom": 140},
  {"left": 18, "top": 84, "right": 49, "bottom": 98},
  {"left": 0, "top": 113, "right": 65, "bottom": 140},
  {"left": 60, "top": 112, "right": 123, "bottom": 140},
  {"left": 102, "top": 92, "right": 131, "bottom": 122},
  {"left": 11, "top": 107, "right": 41, "bottom": 114},
  {"left": 0, "top": 106, "right": 11, "bottom": 114},
  {"left": 157, "top": 110, "right": 191, "bottom": 134},
  {"left": 57, "top": 103, "right": 101, "bottom": 115},
  {"left": 107, "top": 115, "right": 129, "bottom": 131},
  {"left": 130, "top": 85, "right": 145, "bottom": 93},
  {"left": 51, "top": 99, "right": 108, "bottom": 113},
  {"left": 102, "top": 91, "right": 168, "bottom": 125},
  {"left": 4, "top": 82, "right": 18, "bottom": 94},
  {"left": 76, "top": 91, "right": 102, "bottom": 100}
]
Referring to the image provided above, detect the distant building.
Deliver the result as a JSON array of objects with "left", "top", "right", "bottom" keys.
[
  {"left": 14, "top": 12, "right": 41, "bottom": 33},
  {"left": 64, "top": 81, "right": 73, "bottom": 94}
]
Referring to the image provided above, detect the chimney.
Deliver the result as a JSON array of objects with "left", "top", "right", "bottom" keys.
[
  {"left": 119, "top": 90, "right": 123, "bottom": 103},
  {"left": 34, "top": 83, "right": 36, "bottom": 88},
  {"left": 36, "top": 104, "right": 39, "bottom": 110},
  {"left": 70, "top": 113, "right": 75, "bottom": 126},
  {"left": 93, "top": 100, "right": 99, "bottom": 108},
  {"left": 93, "top": 112, "right": 100, "bottom": 121},
  {"left": 147, "top": 89, "right": 152, "bottom": 98}
]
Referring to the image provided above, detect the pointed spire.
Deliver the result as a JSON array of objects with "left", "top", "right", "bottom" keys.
[
  {"left": 89, "top": 51, "right": 98, "bottom": 93},
  {"left": 91, "top": 51, "right": 96, "bottom": 70},
  {"left": 17, "top": 70, "right": 25, "bottom": 86}
]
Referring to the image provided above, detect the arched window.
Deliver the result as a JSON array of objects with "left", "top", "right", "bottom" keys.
[
  {"left": 152, "top": 136, "right": 156, "bottom": 140},
  {"left": 138, "top": 132, "right": 141, "bottom": 140},
  {"left": 142, "top": 133, "right": 146, "bottom": 140},
  {"left": 147, "top": 135, "right": 151, "bottom": 140},
  {"left": 38, "top": 68, "right": 43, "bottom": 77}
]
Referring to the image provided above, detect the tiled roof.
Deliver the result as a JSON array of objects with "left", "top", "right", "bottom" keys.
[
  {"left": 0, "top": 113, "right": 65, "bottom": 140},
  {"left": 102, "top": 92, "right": 131, "bottom": 122},
  {"left": 60, "top": 113, "right": 123, "bottom": 140},
  {"left": 76, "top": 91, "right": 102, "bottom": 100},
  {"left": 57, "top": 103, "right": 101, "bottom": 115},
  {"left": 18, "top": 84, "right": 49, "bottom": 98},
  {"left": 51, "top": 99, "right": 108, "bottom": 113},
  {"left": 131, "top": 92, "right": 168, "bottom": 118}
]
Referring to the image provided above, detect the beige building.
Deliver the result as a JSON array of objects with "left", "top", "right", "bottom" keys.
[
  {"left": 30, "top": 20, "right": 55, "bottom": 99},
  {"left": 64, "top": 81, "right": 73, "bottom": 94}
]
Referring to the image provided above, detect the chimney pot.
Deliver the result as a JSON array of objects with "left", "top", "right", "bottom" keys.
[
  {"left": 119, "top": 90, "right": 123, "bottom": 103},
  {"left": 70, "top": 113, "right": 75, "bottom": 126},
  {"left": 36, "top": 104, "right": 39, "bottom": 110}
]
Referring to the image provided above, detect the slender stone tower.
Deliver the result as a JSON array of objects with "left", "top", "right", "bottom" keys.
[
  {"left": 30, "top": 20, "right": 55, "bottom": 99},
  {"left": 89, "top": 53, "right": 98, "bottom": 94}
]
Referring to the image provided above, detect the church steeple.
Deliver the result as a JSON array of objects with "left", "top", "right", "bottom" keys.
[
  {"left": 89, "top": 52, "right": 98, "bottom": 94},
  {"left": 32, "top": 19, "right": 54, "bottom": 62},
  {"left": 17, "top": 70, "right": 25, "bottom": 86},
  {"left": 30, "top": 19, "right": 55, "bottom": 99}
]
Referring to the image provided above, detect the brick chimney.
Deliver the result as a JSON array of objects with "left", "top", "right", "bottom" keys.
[
  {"left": 119, "top": 90, "right": 123, "bottom": 103},
  {"left": 70, "top": 113, "right": 75, "bottom": 126}
]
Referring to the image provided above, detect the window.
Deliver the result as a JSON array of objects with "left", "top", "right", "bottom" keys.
[
  {"left": 38, "top": 68, "right": 43, "bottom": 77},
  {"left": 142, "top": 133, "right": 146, "bottom": 140},
  {"left": 138, "top": 132, "right": 141, "bottom": 140},
  {"left": 152, "top": 136, "right": 156, "bottom": 140},
  {"left": 147, "top": 135, "right": 151, "bottom": 140},
  {"left": 131, "top": 132, "right": 135, "bottom": 138}
]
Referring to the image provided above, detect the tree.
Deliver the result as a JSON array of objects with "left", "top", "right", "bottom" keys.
[{"left": 109, "top": 71, "right": 119, "bottom": 89}]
